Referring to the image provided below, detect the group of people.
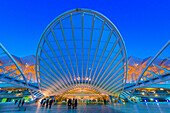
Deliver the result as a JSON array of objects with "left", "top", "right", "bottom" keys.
[
  {"left": 40, "top": 98, "right": 54, "bottom": 109},
  {"left": 68, "top": 98, "right": 77, "bottom": 109},
  {"left": 15, "top": 99, "right": 25, "bottom": 107}
]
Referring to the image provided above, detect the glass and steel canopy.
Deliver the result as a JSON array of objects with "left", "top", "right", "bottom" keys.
[{"left": 35, "top": 9, "right": 128, "bottom": 96}]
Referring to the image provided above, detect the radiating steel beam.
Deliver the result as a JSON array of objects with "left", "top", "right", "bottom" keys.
[
  {"left": 81, "top": 12, "right": 84, "bottom": 83},
  {"left": 38, "top": 56, "right": 66, "bottom": 88},
  {"left": 40, "top": 82, "right": 54, "bottom": 94},
  {"left": 97, "top": 60, "right": 124, "bottom": 90},
  {"left": 100, "top": 69, "right": 124, "bottom": 90},
  {"left": 50, "top": 28, "right": 74, "bottom": 86},
  {"left": 38, "top": 64, "right": 63, "bottom": 89},
  {"left": 40, "top": 78, "right": 58, "bottom": 92},
  {"left": 110, "top": 82, "right": 124, "bottom": 93},
  {"left": 93, "top": 39, "right": 121, "bottom": 86},
  {"left": 85, "top": 14, "right": 95, "bottom": 85},
  {"left": 95, "top": 55, "right": 125, "bottom": 88},
  {"left": 91, "top": 29, "right": 113, "bottom": 84},
  {"left": 106, "top": 78, "right": 125, "bottom": 92},
  {"left": 39, "top": 71, "right": 60, "bottom": 90},
  {"left": 42, "top": 37, "right": 71, "bottom": 86},
  {"left": 40, "top": 46, "right": 71, "bottom": 87},
  {"left": 88, "top": 20, "right": 105, "bottom": 85},
  {"left": 59, "top": 20, "right": 75, "bottom": 85},
  {"left": 70, "top": 14, "right": 79, "bottom": 85}
]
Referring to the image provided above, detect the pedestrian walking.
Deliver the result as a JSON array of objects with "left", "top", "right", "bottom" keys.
[
  {"left": 40, "top": 99, "right": 44, "bottom": 106},
  {"left": 22, "top": 99, "right": 25, "bottom": 106},
  {"left": 15, "top": 99, "right": 18, "bottom": 104},
  {"left": 72, "top": 98, "right": 75, "bottom": 109},
  {"left": 68, "top": 99, "right": 71, "bottom": 109},
  {"left": 75, "top": 99, "right": 77, "bottom": 109},
  {"left": 49, "top": 99, "right": 53, "bottom": 109},
  {"left": 46, "top": 99, "right": 49, "bottom": 108},
  {"left": 18, "top": 99, "right": 21, "bottom": 107},
  {"left": 43, "top": 99, "right": 46, "bottom": 107},
  {"left": 104, "top": 99, "right": 106, "bottom": 105}
]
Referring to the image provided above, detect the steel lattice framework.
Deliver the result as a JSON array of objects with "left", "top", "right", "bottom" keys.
[
  {"left": 135, "top": 40, "right": 170, "bottom": 88},
  {"left": 0, "top": 43, "right": 38, "bottom": 90},
  {"left": 35, "top": 9, "right": 128, "bottom": 96},
  {"left": 120, "top": 40, "right": 170, "bottom": 99}
]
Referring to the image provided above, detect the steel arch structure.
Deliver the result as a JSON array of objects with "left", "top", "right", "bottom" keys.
[{"left": 35, "top": 9, "right": 128, "bottom": 96}]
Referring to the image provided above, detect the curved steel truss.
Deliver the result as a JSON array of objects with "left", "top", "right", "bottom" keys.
[
  {"left": 0, "top": 43, "right": 39, "bottom": 90},
  {"left": 36, "top": 9, "right": 128, "bottom": 96},
  {"left": 135, "top": 40, "right": 170, "bottom": 88},
  {"left": 120, "top": 40, "right": 170, "bottom": 99}
]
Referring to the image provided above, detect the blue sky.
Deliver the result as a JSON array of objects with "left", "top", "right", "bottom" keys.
[{"left": 0, "top": 0, "right": 169, "bottom": 58}]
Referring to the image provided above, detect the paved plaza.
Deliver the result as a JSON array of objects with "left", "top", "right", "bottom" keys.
[{"left": 0, "top": 103, "right": 170, "bottom": 113}]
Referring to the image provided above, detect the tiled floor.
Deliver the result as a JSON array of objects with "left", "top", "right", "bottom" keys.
[{"left": 0, "top": 103, "right": 170, "bottom": 113}]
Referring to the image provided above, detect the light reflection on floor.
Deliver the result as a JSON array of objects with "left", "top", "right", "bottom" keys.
[
  {"left": 107, "top": 102, "right": 170, "bottom": 113},
  {"left": 0, "top": 103, "right": 170, "bottom": 113}
]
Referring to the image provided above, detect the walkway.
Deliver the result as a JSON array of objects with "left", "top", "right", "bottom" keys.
[{"left": 0, "top": 103, "right": 170, "bottom": 113}]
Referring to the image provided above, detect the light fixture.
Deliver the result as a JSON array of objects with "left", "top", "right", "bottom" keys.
[
  {"left": 155, "top": 99, "right": 158, "bottom": 102},
  {"left": 160, "top": 88, "right": 164, "bottom": 90}
]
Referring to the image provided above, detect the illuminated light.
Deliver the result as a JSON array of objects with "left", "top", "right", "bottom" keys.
[
  {"left": 155, "top": 99, "right": 158, "bottom": 102},
  {"left": 77, "top": 77, "right": 80, "bottom": 80},
  {"left": 144, "top": 99, "right": 147, "bottom": 102},
  {"left": 166, "top": 99, "right": 169, "bottom": 102},
  {"left": 155, "top": 94, "right": 158, "bottom": 97},
  {"left": 31, "top": 98, "right": 34, "bottom": 101},
  {"left": 39, "top": 99, "right": 42, "bottom": 103},
  {"left": 142, "top": 92, "right": 145, "bottom": 95},
  {"left": 160, "top": 88, "right": 164, "bottom": 90},
  {"left": 150, "top": 98, "right": 153, "bottom": 101},
  {"left": 135, "top": 63, "right": 138, "bottom": 66}
]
